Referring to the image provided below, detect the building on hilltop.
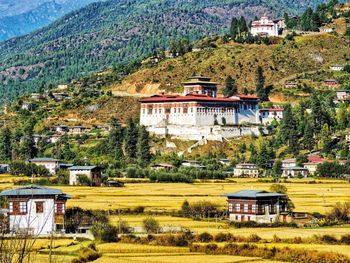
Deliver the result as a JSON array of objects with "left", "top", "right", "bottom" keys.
[
  {"left": 251, "top": 17, "right": 280, "bottom": 37},
  {"left": 334, "top": 89, "right": 350, "bottom": 103},
  {"left": 330, "top": 64, "right": 344, "bottom": 71},
  {"left": 0, "top": 185, "right": 71, "bottom": 235},
  {"left": 224, "top": 190, "right": 290, "bottom": 223},
  {"left": 139, "top": 75, "right": 260, "bottom": 141}
]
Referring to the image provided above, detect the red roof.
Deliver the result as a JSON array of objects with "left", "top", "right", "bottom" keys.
[
  {"left": 307, "top": 155, "right": 326, "bottom": 163},
  {"left": 260, "top": 108, "right": 284, "bottom": 112},
  {"left": 139, "top": 94, "right": 259, "bottom": 103}
]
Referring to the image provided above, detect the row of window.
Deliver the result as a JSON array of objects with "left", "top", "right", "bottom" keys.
[
  {"left": 8, "top": 201, "right": 65, "bottom": 215},
  {"left": 228, "top": 203, "right": 277, "bottom": 213},
  {"left": 143, "top": 104, "right": 257, "bottom": 115}
]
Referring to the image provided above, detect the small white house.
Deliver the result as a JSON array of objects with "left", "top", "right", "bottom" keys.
[
  {"left": 282, "top": 167, "right": 309, "bottom": 178},
  {"left": 29, "top": 158, "right": 60, "bottom": 175},
  {"left": 0, "top": 185, "right": 71, "bottom": 235},
  {"left": 334, "top": 90, "right": 350, "bottom": 103},
  {"left": 68, "top": 166, "right": 102, "bottom": 186},
  {"left": 259, "top": 108, "right": 284, "bottom": 124},
  {"left": 330, "top": 64, "right": 344, "bottom": 71},
  {"left": 282, "top": 159, "right": 296, "bottom": 168},
  {"left": 233, "top": 163, "right": 259, "bottom": 177}
]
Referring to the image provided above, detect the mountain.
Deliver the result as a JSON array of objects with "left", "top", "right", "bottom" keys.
[
  {"left": 0, "top": 0, "right": 100, "bottom": 41},
  {"left": 0, "top": 0, "right": 329, "bottom": 104}
]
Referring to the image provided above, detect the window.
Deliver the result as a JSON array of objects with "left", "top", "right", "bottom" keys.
[
  {"left": 148, "top": 108, "right": 153, "bottom": 114},
  {"left": 36, "top": 202, "right": 44, "bottom": 214},
  {"left": 9, "top": 202, "right": 13, "bottom": 213},
  {"left": 244, "top": 204, "right": 248, "bottom": 213},
  {"left": 55, "top": 203, "right": 65, "bottom": 214},
  {"left": 19, "top": 202, "right": 27, "bottom": 213},
  {"left": 252, "top": 204, "right": 256, "bottom": 213},
  {"left": 183, "top": 108, "right": 188, "bottom": 114},
  {"left": 165, "top": 108, "right": 170, "bottom": 114},
  {"left": 235, "top": 203, "right": 240, "bottom": 212},
  {"left": 228, "top": 203, "right": 233, "bottom": 212}
]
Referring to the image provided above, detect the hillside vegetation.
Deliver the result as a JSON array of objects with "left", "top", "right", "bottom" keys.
[
  {"left": 110, "top": 33, "right": 350, "bottom": 98},
  {"left": 0, "top": 0, "right": 328, "bottom": 104}
]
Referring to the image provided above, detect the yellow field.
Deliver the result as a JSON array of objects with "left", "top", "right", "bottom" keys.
[
  {"left": 43, "top": 179, "right": 350, "bottom": 214},
  {"left": 1, "top": 176, "right": 350, "bottom": 262}
]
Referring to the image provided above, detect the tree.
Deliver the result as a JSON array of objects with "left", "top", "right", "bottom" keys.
[
  {"left": 270, "top": 183, "right": 288, "bottom": 194},
  {"left": 279, "top": 105, "right": 299, "bottom": 156},
  {"left": 109, "top": 117, "right": 124, "bottom": 160},
  {"left": 143, "top": 217, "right": 160, "bottom": 233},
  {"left": 0, "top": 127, "right": 12, "bottom": 161},
  {"left": 255, "top": 66, "right": 268, "bottom": 101},
  {"left": 223, "top": 76, "right": 237, "bottom": 97},
  {"left": 272, "top": 159, "right": 282, "bottom": 177},
  {"left": 137, "top": 125, "right": 151, "bottom": 167},
  {"left": 345, "top": 27, "right": 350, "bottom": 36},
  {"left": 125, "top": 118, "right": 138, "bottom": 163}
]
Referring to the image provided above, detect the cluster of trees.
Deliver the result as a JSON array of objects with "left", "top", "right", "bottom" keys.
[
  {"left": 181, "top": 200, "right": 223, "bottom": 218},
  {"left": 9, "top": 161, "right": 49, "bottom": 177},
  {"left": 284, "top": 0, "right": 338, "bottom": 31},
  {"left": 169, "top": 39, "right": 192, "bottom": 57},
  {"left": 0, "top": 119, "right": 37, "bottom": 161},
  {"left": 96, "top": 118, "right": 152, "bottom": 168}
]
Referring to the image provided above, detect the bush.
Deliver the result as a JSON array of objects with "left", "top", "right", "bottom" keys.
[
  {"left": 320, "top": 234, "right": 337, "bottom": 244},
  {"left": 326, "top": 202, "right": 350, "bottom": 222},
  {"left": 197, "top": 232, "right": 213, "bottom": 242},
  {"left": 72, "top": 246, "right": 100, "bottom": 263},
  {"left": 91, "top": 223, "right": 118, "bottom": 242},
  {"left": 77, "top": 174, "right": 92, "bottom": 186},
  {"left": 143, "top": 217, "right": 160, "bottom": 233},
  {"left": 340, "top": 234, "right": 350, "bottom": 244}
]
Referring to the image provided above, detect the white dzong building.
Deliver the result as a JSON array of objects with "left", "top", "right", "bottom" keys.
[
  {"left": 139, "top": 75, "right": 260, "bottom": 141},
  {"left": 251, "top": 17, "right": 280, "bottom": 37}
]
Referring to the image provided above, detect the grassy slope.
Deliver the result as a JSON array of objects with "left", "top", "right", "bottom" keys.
[{"left": 110, "top": 33, "right": 350, "bottom": 100}]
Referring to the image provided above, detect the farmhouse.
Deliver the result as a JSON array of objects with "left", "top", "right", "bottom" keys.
[
  {"left": 251, "top": 17, "right": 280, "bottom": 37},
  {"left": 233, "top": 163, "right": 259, "bottom": 177},
  {"left": 0, "top": 185, "right": 71, "bottom": 235},
  {"left": 150, "top": 163, "right": 174, "bottom": 171},
  {"left": 68, "top": 166, "right": 102, "bottom": 186},
  {"left": 139, "top": 75, "right": 260, "bottom": 140},
  {"left": 282, "top": 167, "right": 309, "bottom": 178},
  {"left": 259, "top": 108, "right": 284, "bottom": 124},
  {"left": 29, "top": 158, "right": 60, "bottom": 175},
  {"left": 225, "top": 190, "right": 290, "bottom": 223}
]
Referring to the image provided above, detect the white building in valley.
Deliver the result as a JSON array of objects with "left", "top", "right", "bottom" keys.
[
  {"left": 259, "top": 108, "right": 284, "bottom": 124},
  {"left": 139, "top": 75, "right": 260, "bottom": 141},
  {"left": 29, "top": 158, "right": 60, "bottom": 175},
  {"left": 251, "top": 17, "right": 280, "bottom": 37},
  {"left": 0, "top": 185, "right": 71, "bottom": 235}
]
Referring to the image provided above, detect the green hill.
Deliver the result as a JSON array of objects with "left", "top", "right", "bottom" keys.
[{"left": 0, "top": 0, "right": 328, "bottom": 104}]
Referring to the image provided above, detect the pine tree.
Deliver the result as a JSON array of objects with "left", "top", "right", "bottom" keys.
[
  {"left": 303, "top": 121, "right": 314, "bottom": 151},
  {"left": 223, "top": 76, "right": 237, "bottom": 97},
  {"left": 279, "top": 105, "right": 299, "bottom": 156},
  {"left": 230, "top": 17, "right": 239, "bottom": 39},
  {"left": 137, "top": 125, "right": 151, "bottom": 167},
  {"left": 0, "top": 127, "right": 12, "bottom": 161},
  {"left": 109, "top": 117, "right": 124, "bottom": 160},
  {"left": 255, "top": 66, "right": 268, "bottom": 101},
  {"left": 125, "top": 118, "right": 138, "bottom": 162}
]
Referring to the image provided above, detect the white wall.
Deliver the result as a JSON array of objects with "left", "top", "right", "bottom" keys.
[{"left": 9, "top": 198, "right": 55, "bottom": 235}]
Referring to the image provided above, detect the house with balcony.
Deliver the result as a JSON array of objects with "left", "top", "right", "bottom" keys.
[
  {"left": 0, "top": 185, "right": 71, "bottom": 235},
  {"left": 225, "top": 190, "right": 290, "bottom": 223},
  {"left": 233, "top": 163, "right": 259, "bottom": 177}
]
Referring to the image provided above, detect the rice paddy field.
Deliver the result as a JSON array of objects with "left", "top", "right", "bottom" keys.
[{"left": 1, "top": 176, "right": 350, "bottom": 262}]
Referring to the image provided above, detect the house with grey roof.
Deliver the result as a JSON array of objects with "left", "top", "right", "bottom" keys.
[
  {"left": 224, "top": 190, "right": 290, "bottom": 223},
  {"left": 0, "top": 185, "right": 71, "bottom": 235},
  {"left": 68, "top": 166, "right": 102, "bottom": 186}
]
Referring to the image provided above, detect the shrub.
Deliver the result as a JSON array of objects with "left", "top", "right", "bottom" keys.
[
  {"left": 214, "top": 232, "right": 230, "bottom": 242},
  {"left": 91, "top": 223, "right": 118, "bottom": 242},
  {"left": 340, "top": 234, "right": 350, "bottom": 244},
  {"left": 320, "top": 234, "right": 337, "bottom": 244},
  {"left": 133, "top": 206, "right": 145, "bottom": 214},
  {"left": 326, "top": 202, "right": 350, "bottom": 222},
  {"left": 77, "top": 174, "right": 92, "bottom": 186},
  {"left": 143, "top": 217, "right": 160, "bottom": 233},
  {"left": 197, "top": 232, "right": 213, "bottom": 242},
  {"left": 72, "top": 246, "right": 100, "bottom": 263}
]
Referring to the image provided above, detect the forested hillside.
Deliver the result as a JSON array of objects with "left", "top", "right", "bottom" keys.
[{"left": 0, "top": 0, "right": 328, "bottom": 104}]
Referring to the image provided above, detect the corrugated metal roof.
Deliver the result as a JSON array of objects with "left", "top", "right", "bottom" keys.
[
  {"left": 224, "top": 190, "right": 286, "bottom": 198},
  {"left": 68, "top": 166, "right": 98, "bottom": 171},
  {"left": 0, "top": 185, "right": 71, "bottom": 198}
]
